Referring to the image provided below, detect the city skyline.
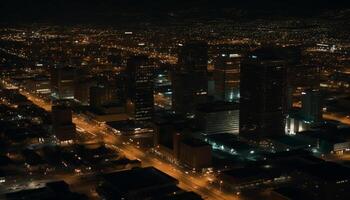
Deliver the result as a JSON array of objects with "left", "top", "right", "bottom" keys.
[{"left": 0, "top": 1, "right": 350, "bottom": 200}]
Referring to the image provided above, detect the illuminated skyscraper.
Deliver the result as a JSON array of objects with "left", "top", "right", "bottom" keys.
[
  {"left": 172, "top": 41, "right": 208, "bottom": 115},
  {"left": 196, "top": 101, "right": 239, "bottom": 135},
  {"left": 240, "top": 47, "right": 299, "bottom": 137},
  {"left": 126, "top": 55, "right": 154, "bottom": 123},
  {"left": 301, "top": 89, "right": 323, "bottom": 123},
  {"left": 89, "top": 85, "right": 115, "bottom": 108},
  {"left": 74, "top": 68, "right": 91, "bottom": 105},
  {"left": 50, "top": 66, "right": 75, "bottom": 100},
  {"left": 214, "top": 53, "right": 241, "bottom": 102}
]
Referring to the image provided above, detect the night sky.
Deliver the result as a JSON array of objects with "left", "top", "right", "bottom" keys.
[{"left": 0, "top": 0, "right": 349, "bottom": 24}]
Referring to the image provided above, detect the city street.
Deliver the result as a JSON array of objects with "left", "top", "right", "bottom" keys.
[{"left": 4, "top": 80, "right": 239, "bottom": 200}]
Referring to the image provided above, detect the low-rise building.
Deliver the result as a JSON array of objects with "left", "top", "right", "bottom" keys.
[{"left": 179, "top": 138, "right": 212, "bottom": 169}]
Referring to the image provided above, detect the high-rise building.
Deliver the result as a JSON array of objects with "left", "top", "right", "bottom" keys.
[
  {"left": 89, "top": 85, "right": 115, "bottom": 108},
  {"left": 126, "top": 55, "right": 154, "bottom": 123},
  {"left": 301, "top": 89, "right": 323, "bottom": 123},
  {"left": 240, "top": 47, "right": 299, "bottom": 137},
  {"left": 154, "top": 65, "right": 172, "bottom": 110},
  {"left": 172, "top": 41, "right": 208, "bottom": 115},
  {"left": 26, "top": 75, "right": 51, "bottom": 95},
  {"left": 115, "top": 71, "right": 127, "bottom": 105},
  {"left": 196, "top": 101, "right": 239, "bottom": 135},
  {"left": 214, "top": 53, "right": 241, "bottom": 102},
  {"left": 74, "top": 68, "right": 92, "bottom": 105},
  {"left": 90, "top": 71, "right": 126, "bottom": 107},
  {"left": 50, "top": 66, "right": 75, "bottom": 100},
  {"left": 52, "top": 105, "right": 76, "bottom": 142},
  {"left": 74, "top": 78, "right": 92, "bottom": 105},
  {"left": 177, "top": 41, "right": 208, "bottom": 72}
]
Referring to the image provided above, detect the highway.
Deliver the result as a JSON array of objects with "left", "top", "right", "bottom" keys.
[{"left": 4, "top": 80, "right": 239, "bottom": 200}]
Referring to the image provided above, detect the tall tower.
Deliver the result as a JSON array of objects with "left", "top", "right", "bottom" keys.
[
  {"left": 239, "top": 47, "right": 299, "bottom": 138},
  {"left": 126, "top": 55, "right": 154, "bottom": 123},
  {"left": 301, "top": 89, "right": 323, "bottom": 123},
  {"left": 214, "top": 53, "right": 241, "bottom": 102},
  {"left": 50, "top": 66, "right": 75, "bottom": 100},
  {"left": 89, "top": 85, "right": 115, "bottom": 108},
  {"left": 172, "top": 41, "right": 208, "bottom": 115}
]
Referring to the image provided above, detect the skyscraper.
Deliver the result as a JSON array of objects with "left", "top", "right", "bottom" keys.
[
  {"left": 301, "top": 89, "right": 323, "bottom": 123},
  {"left": 74, "top": 68, "right": 91, "bottom": 105},
  {"left": 50, "top": 66, "right": 76, "bottom": 100},
  {"left": 240, "top": 47, "right": 299, "bottom": 137},
  {"left": 172, "top": 41, "right": 208, "bottom": 115},
  {"left": 115, "top": 71, "right": 127, "bottom": 105},
  {"left": 52, "top": 105, "right": 76, "bottom": 142},
  {"left": 126, "top": 55, "right": 154, "bottom": 123},
  {"left": 89, "top": 85, "right": 115, "bottom": 109},
  {"left": 214, "top": 53, "right": 241, "bottom": 102}
]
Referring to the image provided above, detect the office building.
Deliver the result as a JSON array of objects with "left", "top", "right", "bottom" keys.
[
  {"left": 88, "top": 81, "right": 129, "bottom": 123},
  {"left": 126, "top": 55, "right": 154, "bottom": 123},
  {"left": 172, "top": 41, "right": 208, "bottom": 115},
  {"left": 74, "top": 68, "right": 92, "bottom": 105},
  {"left": 89, "top": 85, "right": 115, "bottom": 109},
  {"left": 214, "top": 53, "right": 241, "bottom": 102},
  {"left": 240, "top": 47, "right": 299, "bottom": 137},
  {"left": 26, "top": 75, "right": 51, "bottom": 95},
  {"left": 196, "top": 101, "right": 239, "bottom": 135},
  {"left": 179, "top": 138, "right": 212, "bottom": 169},
  {"left": 115, "top": 71, "right": 127, "bottom": 104},
  {"left": 51, "top": 105, "right": 76, "bottom": 142},
  {"left": 301, "top": 89, "right": 323, "bottom": 123},
  {"left": 5, "top": 181, "right": 88, "bottom": 200},
  {"left": 50, "top": 66, "right": 75, "bottom": 100},
  {"left": 299, "top": 162, "right": 350, "bottom": 200}
]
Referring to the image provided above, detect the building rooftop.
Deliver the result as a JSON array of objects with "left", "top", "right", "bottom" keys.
[
  {"left": 273, "top": 187, "right": 313, "bottom": 200},
  {"left": 222, "top": 165, "right": 285, "bottom": 182},
  {"left": 5, "top": 181, "right": 87, "bottom": 200},
  {"left": 182, "top": 138, "right": 210, "bottom": 147},
  {"left": 302, "top": 162, "right": 350, "bottom": 182},
  {"left": 196, "top": 101, "right": 239, "bottom": 113},
  {"left": 101, "top": 167, "right": 178, "bottom": 193},
  {"left": 107, "top": 120, "right": 147, "bottom": 132},
  {"left": 206, "top": 133, "right": 252, "bottom": 151},
  {"left": 273, "top": 135, "right": 315, "bottom": 148}
]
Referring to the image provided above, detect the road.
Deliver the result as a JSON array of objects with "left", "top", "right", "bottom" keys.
[
  {"left": 323, "top": 112, "right": 350, "bottom": 125},
  {"left": 5, "top": 81, "right": 239, "bottom": 200}
]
